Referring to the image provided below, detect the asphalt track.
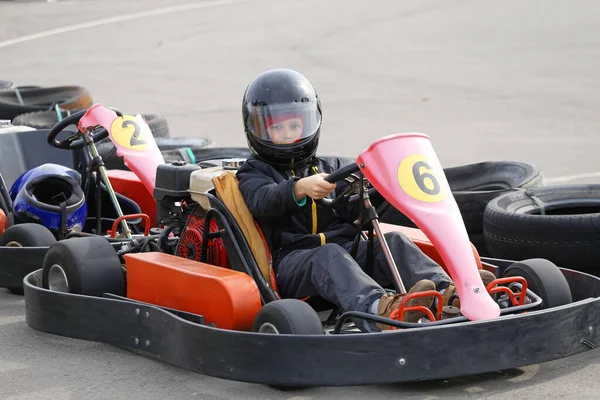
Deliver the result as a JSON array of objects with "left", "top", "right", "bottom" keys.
[{"left": 1, "top": 0, "right": 600, "bottom": 398}]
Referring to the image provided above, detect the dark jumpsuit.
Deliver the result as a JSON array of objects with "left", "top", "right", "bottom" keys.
[{"left": 236, "top": 155, "right": 452, "bottom": 331}]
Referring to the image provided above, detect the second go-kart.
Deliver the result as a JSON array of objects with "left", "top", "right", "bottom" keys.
[
  {"left": 21, "top": 130, "right": 600, "bottom": 386},
  {"left": 0, "top": 104, "right": 174, "bottom": 293}
]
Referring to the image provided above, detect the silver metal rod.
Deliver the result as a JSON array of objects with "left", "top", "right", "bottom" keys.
[
  {"left": 365, "top": 198, "right": 407, "bottom": 294},
  {"left": 86, "top": 136, "right": 132, "bottom": 239}
]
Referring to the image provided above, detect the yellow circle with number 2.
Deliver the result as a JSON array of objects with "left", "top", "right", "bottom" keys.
[
  {"left": 397, "top": 155, "right": 446, "bottom": 203},
  {"left": 110, "top": 115, "right": 148, "bottom": 151}
]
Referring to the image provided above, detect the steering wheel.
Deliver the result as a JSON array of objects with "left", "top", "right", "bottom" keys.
[
  {"left": 317, "top": 162, "right": 377, "bottom": 207},
  {"left": 47, "top": 109, "right": 111, "bottom": 149}
]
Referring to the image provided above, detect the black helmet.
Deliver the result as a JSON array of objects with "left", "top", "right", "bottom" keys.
[{"left": 242, "top": 69, "right": 322, "bottom": 169}]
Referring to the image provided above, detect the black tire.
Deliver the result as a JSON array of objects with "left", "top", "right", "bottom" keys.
[
  {"left": 0, "top": 223, "right": 56, "bottom": 247},
  {"left": 141, "top": 114, "right": 170, "bottom": 139},
  {"left": 468, "top": 232, "right": 491, "bottom": 257},
  {"left": 253, "top": 299, "right": 324, "bottom": 335},
  {"left": 13, "top": 110, "right": 170, "bottom": 139},
  {"left": 483, "top": 184, "right": 600, "bottom": 271},
  {"left": 502, "top": 258, "right": 572, "bottom": 309},
  {"left": 12, "top": 109, "right": 74, "bottom": 129},
  {"left": 0, "top": 223, "right": 56, "bottom": 294},
  {"left": 447, "top": 161, "right": 545, "bottom": 233},
  {"left": 41, "top": 236, "right": 125, "bottom": 297},
  {"left": 0, "top": 86, "right": 93, "bottom": 120}
]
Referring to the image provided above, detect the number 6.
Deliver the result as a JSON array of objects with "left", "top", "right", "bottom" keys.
[{"left": 412, "top": 161, "right": 440, "bottom": 195}]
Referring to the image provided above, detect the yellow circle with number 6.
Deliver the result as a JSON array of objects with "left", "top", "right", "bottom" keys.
[
  {"left": 397, "top": 155, "right": 446, "bottom": 203},
  {"left": 110, "top": 115, "right": 148, "bottom": 151}
]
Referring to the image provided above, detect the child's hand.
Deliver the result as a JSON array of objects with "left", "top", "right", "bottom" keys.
[{"left": 295, "top": 173, "right": 337, "bottom": 200}]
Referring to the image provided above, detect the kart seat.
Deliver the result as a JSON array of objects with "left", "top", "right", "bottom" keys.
[{"left": 211, "top": 171, "right": 279, "bottom": 294}]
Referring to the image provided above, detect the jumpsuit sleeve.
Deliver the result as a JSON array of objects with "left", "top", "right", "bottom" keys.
[{"left": 237, "top": 162, "right": 301, "bottom": 219}]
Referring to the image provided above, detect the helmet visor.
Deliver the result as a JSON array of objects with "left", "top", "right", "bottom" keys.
[{"left": 245, "top": 102, "right": 321, "bottom": 145}]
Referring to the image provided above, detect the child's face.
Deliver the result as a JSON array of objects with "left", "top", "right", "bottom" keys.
[{"left": 267, "top": 117, "right": 304, "bottom": 144}]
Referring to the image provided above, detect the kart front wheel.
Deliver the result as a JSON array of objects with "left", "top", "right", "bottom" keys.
[
  {"left": 253, "top": 299, "right": 324, "bottom": 335},
  {"left": 502, "top": 258, "right": 572, "bottom": 309},
  {"left": 0, "top": 223, "right": 56, "bottom": 294},
  {"left": 0, "top": 223, "right": 56, "bottom": 247},
  {"left": 42, "top": 236, "right": 125, "bottom": 297}
]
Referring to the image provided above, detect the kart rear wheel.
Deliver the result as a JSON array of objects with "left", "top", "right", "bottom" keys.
[
  {"left": 253, "top": 299, "right": 324, "bottom": 335},
  {"left": 501, "top": 258, "right": 572, "bottom": 309},
  {"left": 0, "top": 223, "right": 56, "bottom": 294},
  {"left": 42, "top": 236, "right": 125, "bottom": 297}
]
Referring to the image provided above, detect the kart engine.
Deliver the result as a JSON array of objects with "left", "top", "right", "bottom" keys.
[
  {"left": 153, "top": 160, "right": 232, "bottom": 269},
  {"left": 176, "top": 215, "right": 230, "bottom": 268},
  {"left": 153, "top": 161, "right": 200, "bottom": 229}
]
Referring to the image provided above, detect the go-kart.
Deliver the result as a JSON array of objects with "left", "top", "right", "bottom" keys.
[
  {"left": 0, "top": 104, "right": 176, "bottom": 294},
  {"left": 21, "top": 128, "right": 600, "bottom": 386}
]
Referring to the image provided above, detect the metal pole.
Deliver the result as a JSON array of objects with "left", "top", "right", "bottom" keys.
[
  {"left": 365, "top": 197, "right": 407, "bottom": 295},
  {"left": 85, "top": 134, "right": 132, "bottom": 239}
]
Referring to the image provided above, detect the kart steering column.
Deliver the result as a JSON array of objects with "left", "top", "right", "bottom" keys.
[
  {"left": 319, "top": 162, "right": 409, "bottom": 295},
  {"left": 360, "top": 189, "right": 408, "bottom": 295},
  {"left": 83, "top": 133, "right": 132, "bottom": 239}
]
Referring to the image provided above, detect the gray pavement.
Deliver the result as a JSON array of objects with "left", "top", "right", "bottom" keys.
[{"left": 1, "top": 0, "right": 600, "bottom": 398}]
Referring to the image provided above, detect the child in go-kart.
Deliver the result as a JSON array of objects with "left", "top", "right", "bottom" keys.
[{"left": 236, "top": 68, "right": 495, "bottom": 332}]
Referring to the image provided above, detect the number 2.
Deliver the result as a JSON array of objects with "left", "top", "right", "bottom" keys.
[{"left": 122, "top": 120, "right": 147, "bottom": 147}]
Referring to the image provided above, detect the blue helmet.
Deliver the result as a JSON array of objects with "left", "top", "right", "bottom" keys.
[{"left": 10, "top": 164, "right": 87, "bottom": 235}]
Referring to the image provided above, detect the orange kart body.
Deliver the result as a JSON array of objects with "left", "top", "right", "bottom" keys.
[{"left": 125, "top": 252, "right": 262, "bottom": 331}]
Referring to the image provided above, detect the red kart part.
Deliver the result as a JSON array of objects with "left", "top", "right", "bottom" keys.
[
  {"left": 106, "top": 169, "right": 157, "bottom": 227},
  {"left": 389, "top": 290, "right": 444, "bottom": 325},
  {"left": 108, "top": 213, "right": 151, "bottom": 238},
  {"left": 357, "top": 133, "right": 500, "bottom": 321},
  {"left": 487, "top": 276, "right": 529, "bottom": 307},
  {"left": 78, "top": 104, "right": 165, "bottom": 197},
  {"left": 0, "top": 209, "right": 7, "bottom": 235},
  {"left": 177, "top": 217, "right": 231, "bottom": 269},
  {"left": 125, "top": 252, "right": 261, "bottom": 331}
]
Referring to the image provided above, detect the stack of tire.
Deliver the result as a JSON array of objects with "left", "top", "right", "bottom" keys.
[
  {"left": 0, "top": 82, "right": 213, "bottom": 167},
  {"left": 380, "top": 161, "right": 545, "bottom": 257},
  {"left": 483, "top": 184, "right": 600, "bottom": 273}
]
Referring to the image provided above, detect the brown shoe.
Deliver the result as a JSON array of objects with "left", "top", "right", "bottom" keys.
[
  {"left": 442, "top": 269, "right": 497, "bottom": 308},
  {"left": 376, "top": 279, "right": 436, "bottom": 330}
]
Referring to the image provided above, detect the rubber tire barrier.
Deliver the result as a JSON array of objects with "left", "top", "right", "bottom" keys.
[
  {"left": 446, "top": 161, "right": 545, "bottom": 232},
  {"left": 12, "top": 110, "right": 170, "bottom": 139},
  {"left": 380, "top": 161, "right": 544, "bottom": 256},
  {"left": 483, "top": 184, "right": 600, "bottom": 272},
  {"left": 12, "top": 109, "right": 73, "bottom": 128},
  {"left": 0, "top": 86, "right": 93, "bottom": 120}
]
